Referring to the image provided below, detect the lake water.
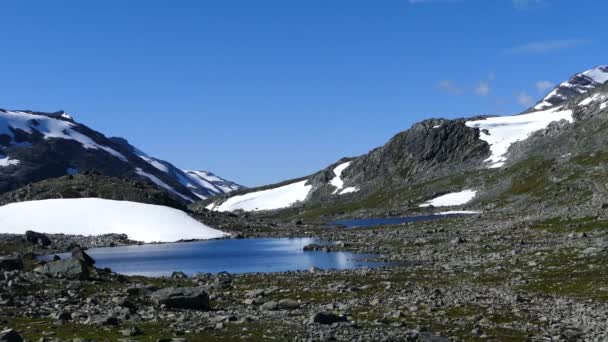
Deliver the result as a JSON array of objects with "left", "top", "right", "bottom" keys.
[
  {"left": 333, "top": 212, "right": 479, "bottom": 228},
  {"left": 46, "top": 238, "right": 383, "bottom": 277}
]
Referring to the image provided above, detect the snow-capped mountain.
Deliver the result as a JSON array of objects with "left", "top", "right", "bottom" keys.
[
  {"left": 0, "top": 108, "right": 242, "bottom": 202},
  {"left": 205, "top": 65, "right": 608, "bottom": 215},
  {"left": 533, "top": 66, "right": 608, "bottom": 110}
]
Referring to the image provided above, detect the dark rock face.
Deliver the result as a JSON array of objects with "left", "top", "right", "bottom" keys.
[
  {"left": 25, "top": 230, "right": 52, "bottom": 247},
  {"left": 0, "top": 256, "right": 23, "bottom": 271},
  {"left": 0, "top": 173, "right": 186, "bottom": 210},
  {"left": 71, "top": 247, "right": 95, "bottom": 266},
  {"left": 150, "top": 287, "right": 210, "bottom": 310},
  {"left": 0, "top": 109, "right": 241, "bottom": 204},
  {"left": 35, "top": 258, "right": 88, "bottom": 280},
  {"left": 0, "top": 329, "right": 23, "bottom": 342}
]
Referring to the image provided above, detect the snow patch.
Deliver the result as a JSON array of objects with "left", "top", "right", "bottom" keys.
[
  {"left": 135, "top": 168, "right": 194, "bottom": 202},
  {"left": 330, "top": 162, "right": 352, "bottom": 194},
  {"left": 436, "top": 210, "right": 481, "bottom": 215},
  {"left": 466, "top": 107, "right": 573, "bottom": 168},
  {"left": 139, "top": 155, "right": 170, "bottom": 173},
  {"left": 212, "top": 180, "right": 312, "bottom": 212},
  {"left": 0, "top": 198, "right": 227, "bottom": 243},
  {"left": 419, "top": 190, "right": 477, "bottom": 207},
  {"left": 339, "top": 187, "right": 359, "bottom": 195},
  {"left": 0, "top": 156, "right": 19, "bottom": 167},
  {"left": 0, "top": 110, "right": 127, "bottom": 161}
]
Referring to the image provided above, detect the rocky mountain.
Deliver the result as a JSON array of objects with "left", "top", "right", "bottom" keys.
[
  {"left": 0, "top": 109, "right": 242, "bottom": 203},
  {"left": 203, "top": 65, "right": 608, "bottom": 219},
  {"left": 533, "top": 65, "right": 608, "bottom": 110}
]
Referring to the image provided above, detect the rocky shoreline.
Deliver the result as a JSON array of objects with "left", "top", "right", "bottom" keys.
[{"left": 2, "top": 210, "right": 608, "bottom": 341}]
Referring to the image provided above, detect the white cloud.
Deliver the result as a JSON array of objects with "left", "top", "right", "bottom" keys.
[
  {"left": 535, "top": 80, "right": 554, "bottom": 93},
  {"left": 438, "top": 80, "right": 464, "bottom": 95},
  {"left": 517, "top": 92, "right": 534, "bottom": 106},
  {"left": 475, "top": 82, "right": 490, "bottom": 96},
  {"left": 505, "top": 39, "right": 588, "bottom": 54}
]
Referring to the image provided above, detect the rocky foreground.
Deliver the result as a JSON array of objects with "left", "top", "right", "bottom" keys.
[{"left": 1, "top": 210, "right": 608, "bottom": 341}]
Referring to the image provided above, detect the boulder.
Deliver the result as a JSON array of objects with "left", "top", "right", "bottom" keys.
[
  {"left": 0, "top": 256, "right": 23, "bottom": 271},
  {"left": 71, "top": 247, "right": 95, "bottom": 266},
  {"left": 35, "top": 258, "right": 88, "bottom": 279},
  {"left": 25, "top": 230, "right": 52, "bottom": 247},
  {"left": 0, "top": 329, "right": 23, "bottom": 342},
  {"left": 150, "top": 287, "right": 210, "bottom": 310},
  {"left": 278, "top": 299, "right": 300, "bottom": 310},
  {"left": 310, "top": 312, "right": 349, "bottom": 325}
]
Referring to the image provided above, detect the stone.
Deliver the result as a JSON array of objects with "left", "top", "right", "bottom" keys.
[
  {"left": 310, "top": 312, "right": 349, "bottom": 325},
  {"left": 0, "top": 256, "right": 23, "bottom": 271},
  {"left": 35, "top": 258, "right": 88, "bottom": 279},
  {"left": 25, "top": 230, "right": 52, "bottom": 247},
  {"left": 71, "top": 247, "right": 95, "bottom": 266},
  {"left": 260, "top": 300, "right": 278, "bottom": 311},
  {"left": 278, "top": 299, "right": 300, "bottom": 310},
  {"left": 0, "top": 329, "right": 23, "bottom": 342},
  {"left": 150, "top": 287, "right": 210, "bottom": 310},
  {"left": 120, "top": 326, "right": 142, "bottom": 337}
]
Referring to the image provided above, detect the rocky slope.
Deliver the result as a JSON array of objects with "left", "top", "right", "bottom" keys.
[
  {"left": 0, "top": 109, "right": 242, "bottom": 203},
  {"left": 203, "top": 65, "right": 608, "bottom": 220}
]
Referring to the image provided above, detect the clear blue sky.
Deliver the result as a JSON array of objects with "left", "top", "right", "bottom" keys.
[{"left": 0, "top": 0, "right": 605, "bottom": 186}]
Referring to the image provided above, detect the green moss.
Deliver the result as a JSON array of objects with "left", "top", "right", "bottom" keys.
[
  {"left": 521, "top": 251, "right": 608, "bottom": 300},
  {"left": 531, "top": 217, "right": 608, "bottom": 233}
]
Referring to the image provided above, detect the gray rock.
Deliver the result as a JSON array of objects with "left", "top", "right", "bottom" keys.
[
  {"left": 71, "top": 247, "right": 95, "bottom": 266},
  {"left": 120, "top": 326, "right": 142, "bottom": 337},
  {"left": 278, "top": 299, "right": 300, "bottom": 310},
  {"left": 35, "top": 258, "right": 88, "bottom": 279},
  {"left": 150, "top": 287, "right": 210, "bottom": 310},
  {"left": 25, "top": 230, "right": 52, "bottom": 247},
  {"left": 310, "top": 312, "right": 349, "bottom": 325},
  {"left": 260, "top": 300, "right": 278, "bottom": 311},
  {"left": 0, "top": 329, "right": 23, "bottom": 342},
  {"left": 0, "top": 256, "right": 23, "bottom": 271}
]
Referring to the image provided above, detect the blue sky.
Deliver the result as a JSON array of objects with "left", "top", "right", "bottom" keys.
[{"left": 0, "top": 0, "right": 605, "bottom": 186}]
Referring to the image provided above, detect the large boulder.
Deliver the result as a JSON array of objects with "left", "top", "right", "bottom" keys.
[
  {"left": 150, "top": 287, "right": 210, "bottom": 310},
  {"left": 71, "top": 247, "right": 95, "bottom": 266},
  {"left": 0, "top": 329, "right": 23, "bottom": 342},
  {"left": 0, "top": 256, "right": 23, "bottom": 271},
  {"left": 309, "top": 312, "right": 349, "bottom": 325},
  {"left": 35, "top": 258, "right": 88, "bottom": 279},
  {"left": 25, "top": 230, "right": 52, "bottom": 247}
]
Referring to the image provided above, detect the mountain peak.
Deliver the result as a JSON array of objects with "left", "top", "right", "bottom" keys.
[{"left": 534, "top": 65, "right": 608, "bottom": 110}]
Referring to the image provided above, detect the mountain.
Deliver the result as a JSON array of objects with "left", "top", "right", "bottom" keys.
[
  {"left": 203, "top": 65, "right": 608, "bottom": 220},
  {"left": 0, "top": 109, "right": 242, "bottom": 202},
  {"left": 533, "top": 65, "right": 608, "bottom": 110}
]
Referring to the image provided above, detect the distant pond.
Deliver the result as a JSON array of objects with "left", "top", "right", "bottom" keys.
[{"left": 43, "top": 238, "right": 385, "bottom": 277}]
